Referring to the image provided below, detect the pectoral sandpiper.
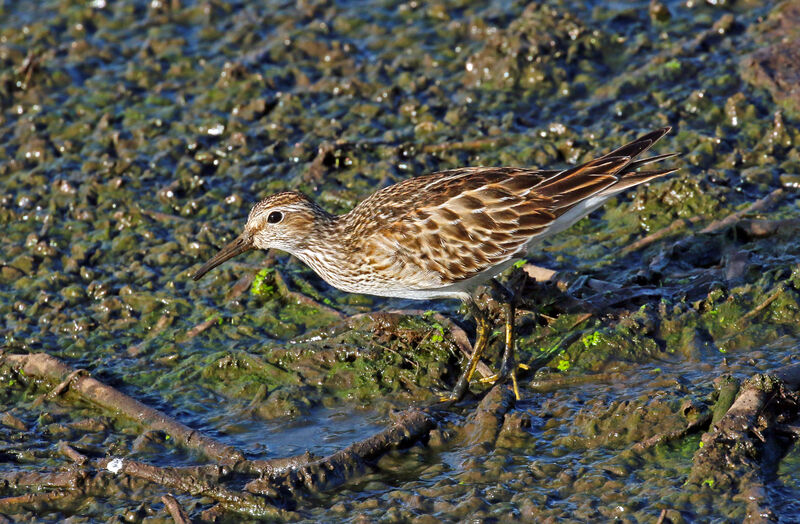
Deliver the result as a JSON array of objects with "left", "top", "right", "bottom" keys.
[{"left": 193, "top": 127, "right": 677, "bottom": 401}]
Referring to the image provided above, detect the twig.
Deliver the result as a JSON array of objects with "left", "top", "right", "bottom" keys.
[
  {"left": 522, "top": 263, "right": 620, "bottom": 292},
  {"left": 161, "top": 494, "right": 193, "bottom": 524},
  {"left": 2, "top": 353, "right": 246, "bottom": 465},
  {"left": 739, "top": 285, "right": 784, "bottom": 325},
  {"left": 0, "top": 491, "right": 75, "bottom": 513},
  {"left": 244, "top": 452, "right": 317, "bottom": 477},
  {"left": 32, "top": 369, "right": 88, "bottom": 408},
  {"left": 183, "top": 316, "right": 219, "bottom": 340},
  {"left": 619, "top": 215, "right": 703, "bottom": 256},
  {"left": 0, "top": 469, "right": 87, "bottom": 490},
  {"left": 97, "top": 457, "right": 289, "bottom": 520},
  {"left": 689, "top": 363, "right": 800, "bottom": 519},
  {"left": 249, "top": 408, "right": 435, "bottom": 494},
  {"left": 184, "top": 258, "right": 272, "bottom": 339},
  {"left": 58, "top": 442, "right": 88, "bottom": 465},
  {"left": 128, "top": 314, "right": 173, "bottom": 356},
  {"left": 699, "top": 188, "right": 785, "bottom": 234},
  {"left": 456, "top": 383, "right": 515, "bottom": 451},
  {"left": 736, "top": 217, "right": 800, "bottom": 239}
]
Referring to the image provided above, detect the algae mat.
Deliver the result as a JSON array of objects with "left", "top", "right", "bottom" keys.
[{"left": 1, "top": 0, "right": 800, "bottom": 521}]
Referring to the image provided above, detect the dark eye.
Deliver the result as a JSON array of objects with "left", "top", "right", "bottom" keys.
[{"left": 267, "top": 211, "right": 283, "bottom": 224}]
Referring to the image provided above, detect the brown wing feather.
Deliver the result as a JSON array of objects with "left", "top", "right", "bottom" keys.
[{"left": 352, "top": 127, "right": 675, "bottom": 288}]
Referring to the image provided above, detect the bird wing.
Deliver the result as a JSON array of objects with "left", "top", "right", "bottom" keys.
[{"left": 354, "top": 127, "right": 675, "bottom": 288}]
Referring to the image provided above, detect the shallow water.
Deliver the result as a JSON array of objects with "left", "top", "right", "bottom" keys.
[{"left": 1, "top": 0, "right": 799, "bottom": 521}]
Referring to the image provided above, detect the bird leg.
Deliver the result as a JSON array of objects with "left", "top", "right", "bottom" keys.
[
  {"left": 447, "top": 298, "right": 490, "bottom": 401},
  {"left": 477, "top": 279, "right": 523, "bottom": 400}
]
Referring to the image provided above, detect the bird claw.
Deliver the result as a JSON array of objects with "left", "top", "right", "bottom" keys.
[
  {"left": 478, "top": 374, "right": 500, "bottom": 384},
  {"left": 478, "top": 371, "right": 521, "bottom": 401}
]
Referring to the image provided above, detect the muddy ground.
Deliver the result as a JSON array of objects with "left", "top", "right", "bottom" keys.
[{"left": 1, "top": 0, "right": 800, "bottom": 522}]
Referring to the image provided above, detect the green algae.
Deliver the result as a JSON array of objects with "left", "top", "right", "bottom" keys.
[{"left": 0, "top": 0, "right": 799, "bottom": 521}]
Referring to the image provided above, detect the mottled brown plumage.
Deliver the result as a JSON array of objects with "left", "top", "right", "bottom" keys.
[{"left": 192, "top": 127, "right": 678, "bottom": 400}]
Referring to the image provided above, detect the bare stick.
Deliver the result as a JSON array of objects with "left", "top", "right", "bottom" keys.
[
  {"left": 457, "top": 383, "right": 515, "bottom": 452},
  {"left": 248, "top": 408, "right": 435, "bottom": 494},
  {"left": 522, "top": 263, "right": 620, "bottom": 292},
  {"left": 739, "top": 285, "right": 784, "bottom": 325},
  {"left": 699, "top": 188, "right": 785, "bottom": 234},
  {"left": 58, "top": 441, "right": 88, "bottom": 465},
  {"left": 161, "top": 494, "right": 192, "bottom": 524},
  {"left": 619, "top": 215, "right": 703, "bottom": 255},
  {"left": 97, "top": 457, "right": 290, "bottom": 520},
  {"left": 689, "top": 363, "right": 800, "bottom": 519},
  {"left": 183, "top": 316, "right": 220, "bottom": 340},
  {"left": 0, "top": 469, "right": 87, "bottom": 490},
  {"left": 2, "top": 353, "right": 245, "bottom": 465},
  {"left": 244, "top": 451, "right": 317, "bottom": 477},
  {"left": 0, "top": 491, "right": 75, "bottom": 513}
]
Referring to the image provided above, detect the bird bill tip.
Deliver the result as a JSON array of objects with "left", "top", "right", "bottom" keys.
[{"left": 191, "top": 234, "right": 253, "bottom": 281}]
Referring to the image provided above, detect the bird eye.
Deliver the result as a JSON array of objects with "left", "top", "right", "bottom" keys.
[{"left": 267, "top": 211, "right": 283, "bottom": 224}]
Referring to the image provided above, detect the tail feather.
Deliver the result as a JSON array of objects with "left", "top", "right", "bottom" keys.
[
  {"left": 533, "top": 126, "right": 676, "bottom": 213},
  {"left": 624, "top": 151, "right": 681, "bottom": 172},
  {"left": 600, "top": 127, "right": 672, "bottom": 160}
]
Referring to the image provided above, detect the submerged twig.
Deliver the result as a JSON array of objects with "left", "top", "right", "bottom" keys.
[
  {"left": 250, "top": 408, "right": 435, "bottom": 494},
  {"left": 2, "top": 353, "right": 246, "bottom": 465},
  {"left": 699, "top": 188, "right": 785, "bottom": 234},
  {"left": 96, "top": 457, "right": 289, "bottom": 520},
  {"left": 689, "top": 363, "right": 800, "bottom": 519},
  {"left": 161, "top": 494, "right": 192, "bottom": 524},
  {"left": 619, "top": 215, "right": 703, "bottom": 256},
  {"left": 739, "top": 285, "right": 784, "bottom": 325}
]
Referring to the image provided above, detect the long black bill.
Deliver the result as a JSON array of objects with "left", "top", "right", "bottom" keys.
[{"left": 192, "top": 234, "right": 254, "bottom": 281}]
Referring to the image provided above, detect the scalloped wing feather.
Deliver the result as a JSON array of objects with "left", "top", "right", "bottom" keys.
[{"left": 352, "top": 127, "right": 675, "bottom": 290}]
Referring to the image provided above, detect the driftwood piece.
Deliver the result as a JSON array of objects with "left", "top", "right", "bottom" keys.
[
  {"left": 243, "top": 452, "right": 317, "bottom": 477},
  {"left": 161, "top": 493, "right": 192, "bottom": 524},
  {"left": 1, "top": 353, "right": 245, "bottom": 465},
  {"left": 619, "top": 215, "right": 704, "bottom": 256},
  {"left": 96, "top": 457, "right": 290, "bottom": 520},
  {"left": 248, "top": 408, "right": 435, "bottom": 494},
  {"left": 0, "top": 469, "right": 87, "bottom": 490},
  {"left": 736, "top": 217, "right": 800, "bottom": 240},
  {"left": 0, "top": 491, "right": 75, "bottom": 514},
  {"left": 690, "top": 364, "right": 800, "bottom": 522},
  {"left": 58, "top": 442, "right": 88, "bottom": 465},
  {"left": 522, "top": 263, "right": 620, "bottom": 292},
  {"left": 631, "top": 402, "right": 711, "bottom": 453},
  {"left": 699, "top": 188, "right": 785, "bottom": 234},
  {"left": 456, "top": 384, "right": 516, "bottom": 453}
]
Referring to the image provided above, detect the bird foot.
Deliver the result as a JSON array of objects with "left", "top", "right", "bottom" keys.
[{"left": 478, "top": 369, "right": 522, "bottom": 401}]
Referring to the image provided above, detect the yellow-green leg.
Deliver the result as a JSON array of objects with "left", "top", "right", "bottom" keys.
[
  {"left": 478, "top": 279, "right": 525, "bottom": 400},
  {"left": 447, "top": 298, "right": 490, "bottom": 401}
]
